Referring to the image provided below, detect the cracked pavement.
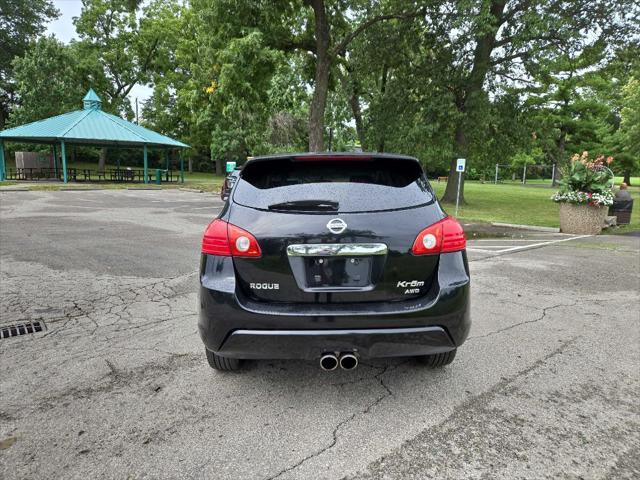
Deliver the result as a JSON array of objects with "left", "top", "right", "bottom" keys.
[{"left": 0, "top": 190, "right": 639, "bottom": 480}]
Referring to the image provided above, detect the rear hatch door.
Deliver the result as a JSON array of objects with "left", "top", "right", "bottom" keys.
[{"left": 229, "top": 155, "right": 445, "bottom": 304}]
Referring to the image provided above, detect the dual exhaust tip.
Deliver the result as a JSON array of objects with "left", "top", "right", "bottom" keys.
[{"left": 320, "top": 353, "right": 358, "bottom": 371}]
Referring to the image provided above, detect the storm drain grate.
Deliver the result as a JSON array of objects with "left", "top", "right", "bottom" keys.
[{"left": 0, "top": 321, "right": 46, "bottom": 339}]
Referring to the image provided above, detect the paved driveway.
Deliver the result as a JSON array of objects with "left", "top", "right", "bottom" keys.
[{"left": 1, "top": 190, "right": 638, "bottom": 479}]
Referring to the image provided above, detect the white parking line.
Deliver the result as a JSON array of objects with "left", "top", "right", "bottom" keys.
[
  {"left": 472, "top": 238, "right": 569, "bottom": 242},
  {"left": 467, "top": 234, "right": 592, "bottom": 254},
  {"left": 494, "top": 234, "right": 592, "bottom": 253}
]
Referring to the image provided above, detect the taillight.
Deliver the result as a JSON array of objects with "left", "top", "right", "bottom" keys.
[
  {"left": 411, "top": 217, "right": 466, "bottom": 255},
  {"left": 228, "top": 223, "right": 261, "bottom": 257},
  {"left": 202, "top": 219, "right": 261, "bottom": 257},
  {"left": 202, "top": 219, "right": 231, "bottom": 255}
]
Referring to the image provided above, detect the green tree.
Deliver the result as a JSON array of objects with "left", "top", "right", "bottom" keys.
[
  {"left": 73, "top": 0, "right": 179, "bottom": 170},
  {"left": 335, "top": 5, "right": 532, "bottom": 176},
  {"left": 164, "top": 0, "right": 298, "bottom": 172},
  {"left": 408, "top": 0, "right": 638, "bottom": 203},
  {"left": 189, "top": 0, "right": 424, "bottom": 153},
  {"left": 9, "top": 37, "right": 106, "bottom": 125},
  {"left": 73, "top": 0, "right": 179, "bottom": 115},
  {"left": 0, "top": 0, "right": 58, "bottom": 128},
  {"left": 524, "top": 45, "right": 616, "bottom": 185},
  {"left": 618, "top": 77, "right": 640, "bottom": 183},
  {"left": 292, "top": 1, "right": 424, "bottom": 151}
]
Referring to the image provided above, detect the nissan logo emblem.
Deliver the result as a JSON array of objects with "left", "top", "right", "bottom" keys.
[{"left": 326, "top": 218, "right": 347, "bottom": 234}]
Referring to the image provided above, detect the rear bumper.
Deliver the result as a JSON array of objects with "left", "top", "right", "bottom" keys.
[
  {"left": 198, "top": 251, "right": 470, "bottom": 360},
  {"left": 218, "top": 326, "right": 455, "bottom": 360}
]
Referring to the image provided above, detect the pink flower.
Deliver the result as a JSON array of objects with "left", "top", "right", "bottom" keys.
[{"left": 606, "top": 156, "right": 614, "bottom": 164}]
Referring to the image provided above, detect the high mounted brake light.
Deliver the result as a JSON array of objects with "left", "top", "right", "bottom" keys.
[
  {"left": 411, "top": 217, "right": 466, "bottom": 255},
  {"left": 202, "top": 219, "right": 262, "bottom": 257},
  {"left": 292, "top": 155, "right": 373, "bottom": 161}
]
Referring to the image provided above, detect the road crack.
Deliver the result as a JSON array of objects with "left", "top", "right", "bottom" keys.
[
  {"left": 264, "top": 362, "right": 407, "bottom": 480},
  {"left": 347, "top": 337, "right": 581, "bottom": 479},
  {"left": 469, "top": 302, "right": 577, "bottom": 340}
]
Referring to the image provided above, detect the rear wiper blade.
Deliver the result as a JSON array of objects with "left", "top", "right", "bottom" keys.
[{"left": 267, "top": 200, "right": 339, "bottom": 212}]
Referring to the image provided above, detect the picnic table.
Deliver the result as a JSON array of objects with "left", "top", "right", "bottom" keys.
[
  {"left": 7, "top": 166, "right": 179, "bottom": 183},
  {"left": 7, "top": 167, "right": 76, "bottom": 181}
]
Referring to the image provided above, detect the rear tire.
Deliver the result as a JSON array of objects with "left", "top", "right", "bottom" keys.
[
  {"left": 419, "top": 349, "right": 457, "bottom": 368},
  {"left": 205, "top": 348, "right": 243, "bottom": 371}
]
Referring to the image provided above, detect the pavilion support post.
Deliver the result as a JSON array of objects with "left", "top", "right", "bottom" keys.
[
  {"left": 180, "top": 151, "right": 184, "bottom": 183},
  {"left": 0, "top": 140, "right": 6, "bottom": 182},
  {"left": 143, "top": 144, "right": 148, "bottom": 184},
  {"left": 61, "top": 140, "right": 68, "bottom": 183},
  {"left": 165, "top": 150, "right": 170, "bottom": 181},
  {"left": 52, "top": 144, "right": 58, "bottom": 178}
]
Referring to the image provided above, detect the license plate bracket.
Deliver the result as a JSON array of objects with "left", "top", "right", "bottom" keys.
[{"left": 304, "top": 257, "right": 372, "bottom": 288}]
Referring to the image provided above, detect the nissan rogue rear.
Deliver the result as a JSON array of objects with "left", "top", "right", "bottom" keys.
[{"left": 198, "top": 153, "right": 470, "bottom": 371}]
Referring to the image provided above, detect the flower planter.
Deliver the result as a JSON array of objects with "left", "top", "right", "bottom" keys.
[{"left": 559, "top": 203, "right": 608, "bottom": 234}]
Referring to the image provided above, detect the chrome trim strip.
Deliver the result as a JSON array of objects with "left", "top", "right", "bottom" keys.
[{"left": 286, "top": 243, "right": 388, "bottom": 257}]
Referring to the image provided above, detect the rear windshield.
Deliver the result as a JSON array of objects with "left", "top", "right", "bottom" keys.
[{"left": 233, "top": 157, "right": 434, "bottom": 213}]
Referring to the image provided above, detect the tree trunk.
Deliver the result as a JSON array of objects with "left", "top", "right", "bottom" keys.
[
  {"left": 442, "top": 125, "right": 467, "bottom": 204},
  {"left": 550, "top": 125, "right": 568, "bottom": 186},
  {"left": 553, "top": 163, "right": 564, "bottom": 186},
  {"left": 308, "top": 0, "right": 331, "bottom": 152},
  {"left": 441, "top": 0, "right": 506, "bottom": 204},
  {"left": 98, "top": 147, "right": 107, "bottom": 173},
  {"left": 552, "top": 132, "right": 566, "bottom": 187},
  {"left": 339, "top": 66, "right": 366, "bottom": 150},
  {"left": 350, "top": 93, "right": 366, "bottom": 151},
  {"left": 623, "top": 170, "right": 631, "bottom": 185},
  {"left": 188, "top": 158, "right": 193, "bottom": 174},
  {"left": 0, "top": 105, "right": 7, "bottom": 131},
  {"left": 378, "top": 64, "right": 388, "bottom": 153},
  {"left": 551, "top": 164, "right": 559, "bottom": 187}
]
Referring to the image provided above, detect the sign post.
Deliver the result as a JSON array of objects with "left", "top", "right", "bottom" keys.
[{"left": 455, "top": 158, "right": 466, "bottom": 217}]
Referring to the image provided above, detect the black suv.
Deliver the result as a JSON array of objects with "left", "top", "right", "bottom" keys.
[{"left": 199, "top": 153, "right": 470, "bottom": 371}]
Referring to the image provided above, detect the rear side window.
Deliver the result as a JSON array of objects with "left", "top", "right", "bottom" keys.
[{"left": 233, "top": 157, "right": 434, "bottom": 213}]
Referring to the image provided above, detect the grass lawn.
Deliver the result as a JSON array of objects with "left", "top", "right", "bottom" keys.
[
  {"left": 3, "top": 157, "right": 638, "bottom": 232},
  {"left": 181, "top": 170, "right": 225, "bottom": 192},
  {"left": 432, "top": 179, "right": 640, "bottom": 232}
]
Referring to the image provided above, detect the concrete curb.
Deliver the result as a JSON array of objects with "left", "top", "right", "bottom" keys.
[
  {"left": 179, "top": 187, "right": 205, "bottom": 193},
  {"left": 491, "top": 222, "right": 560, "bottom": 233},
  {"left": 60, "top": 188, "right": 112, "bottom": 191}
]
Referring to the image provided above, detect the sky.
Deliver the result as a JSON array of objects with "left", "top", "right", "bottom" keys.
[{"left": 45, "top": 0, "right": 153, "bottom": 111}]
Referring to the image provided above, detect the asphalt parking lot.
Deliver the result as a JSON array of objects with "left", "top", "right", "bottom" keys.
[{"left": 1, "top": 189, "right": 639, "bottom": 480}]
